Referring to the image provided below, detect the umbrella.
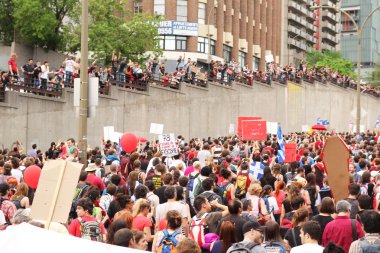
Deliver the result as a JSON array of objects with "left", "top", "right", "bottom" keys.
[
  {"left": 312, "top": 124, "right": 327, "bottom": 131},
  {"left": 138, "top": 137, "right": 148, "bottom": 142}
]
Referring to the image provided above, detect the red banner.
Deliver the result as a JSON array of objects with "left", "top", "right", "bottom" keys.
[
  {"left": 284, "top": 143, "right": 297, "bottom": 163},
  {"left": 237, "top": 117, "right": 261, "bottom": 136},
  {"left": 241, "top": 120, "right": 267, "bottom": 140}
]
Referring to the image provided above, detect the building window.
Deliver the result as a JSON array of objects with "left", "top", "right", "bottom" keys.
[
  {"left": 134, "top": 0, "right": 143, "bottom": 14},
  {"left": 341, "top": 8, "right": 360, "bottom": 32},
  {"left": 238, "top": 51, "right": 246, "bottom": 68},
  {"left": 154, "top": 0, "right": 165, "bottom": 16},
  {"left": 223, "top": 45, "right": 232, "bottom": 62},
  {"left": 159, "top": 36, "right": 187, "bottom": 51},
  {"left": 197, "top": 37, "right": 215, "bottom": 55},
  {"left": 198, "top": 3, "right": 206, "bottom": 24},
  {"left": 253, "top": 57, "right": 260, "bottom": 70},
  {"left": 177, "top": 0, "right": 187, "bottom": 22}
]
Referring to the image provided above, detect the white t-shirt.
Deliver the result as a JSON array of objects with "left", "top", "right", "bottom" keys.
[
  {"left": 290, "top": 243, "right": 324, "bottom": 253},
  {"left": 155, "top": 201, "right": 188, "bottom": 224},
  {"left": 0, "top": 210, "right": 5, "bottom": 225},
  {"left": 11, "top": 169, "right": 23, "bottom": 183},
  {"left": 65, "top": 59, "right": 75, "bottom": 73},
  {"left": 40, "top": 65, "right": 49, "bottom": 79}
]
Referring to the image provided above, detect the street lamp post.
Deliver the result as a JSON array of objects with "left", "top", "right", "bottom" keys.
[
  {"left": 311, "top": 5, "right": 380, "bottom": 134},
  {"left": 78, "top": 0, "right": 89, "bottom": 164}
]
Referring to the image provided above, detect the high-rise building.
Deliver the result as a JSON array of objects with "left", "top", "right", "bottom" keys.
[
  {"left": 340, "top": 0, "right": 380, "bottom": 76},
  {"left": 128, "top": 0, "right": 282, "bottom": 71},
  {"left": 281, "top": 0, "right": 341, "bottom": 66}
]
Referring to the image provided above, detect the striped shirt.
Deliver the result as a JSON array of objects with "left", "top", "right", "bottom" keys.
[{"left": 348, "top": 233, "right": 380, "bottom": 253}]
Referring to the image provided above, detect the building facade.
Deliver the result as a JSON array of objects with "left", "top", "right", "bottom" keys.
[
  {"left": 128, "top": 0, "right": 282, "bottom": 71},
  {"left": 281, "top": 0, "right": 340, "bottom": 66},
  {"left": 340, "top": 0, "right": 380, "bottom": 76}
]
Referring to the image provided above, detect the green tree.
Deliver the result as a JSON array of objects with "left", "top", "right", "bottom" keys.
[
  {"left": 0, "top": 0, "right": 14, "bottom": 45},
  {"left": 306, "top": 50, "right": 356, "bottom": 78},
  {"left": 86, "top": 0, "right": 162, "bottom": 63},
  {"left": 12, "top": 0, "right": 79, "bottom": 50},
  {"left": 365, "top": 61, "right": 380, "bottom": 87}
]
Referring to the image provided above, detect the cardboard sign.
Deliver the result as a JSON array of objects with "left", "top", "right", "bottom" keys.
[
  {"left": 284, "top": 143, "right": 297, "bottom": 163},
  {"left": 110, "top": 131, "right": 122, "bottom": 143},
  {"left": 150, "top": 123, "right": 164, "bottom": 135},
  {"left": 241, "top": 120, "right": 267, "bottom": 140},
  {"left": 103, "top": 126, "right": 114, "bottom": 141},
  {"left": 237, "top": 117, "right": 262, "bottom": 136},
  {"left": 321, "top": 136, "right": 350, "bottom": 202},
  {"left": 158, "top": 133, "right": 178, "bottom": 157},
  {"left": 31, "top": 160, "right": 83, "bottom": 227}
]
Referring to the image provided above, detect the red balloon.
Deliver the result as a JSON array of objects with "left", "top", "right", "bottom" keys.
[
  {"left": 24, "top": 165, "right": 42, "bottom": 189},
  {"left": 120, "top": 132, "right": 138, "bottom": 153}
]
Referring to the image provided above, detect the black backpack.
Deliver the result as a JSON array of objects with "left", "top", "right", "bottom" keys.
[{"left": 69, "top": 184, "right": 89, "bottom": 219}]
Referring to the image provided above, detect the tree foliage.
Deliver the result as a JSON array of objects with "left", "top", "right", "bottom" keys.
[
  {"left": 12, "top": 0, "right": 78, "bottom": 50},
  {"left": 10, "top": 0, "right": 162, "bottom": 63},
  {"left": 0, "top": 0, "right": 14, "bottom": 44},
  {"left": 306, "top": 50, "right": 356, "bottom": 78},
  {"left": 365, "top": 61, "right": 380, "bottom": 87}
]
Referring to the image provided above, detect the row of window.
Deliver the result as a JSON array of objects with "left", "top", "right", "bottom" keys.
[
  {"left": 151, "top": 1, "right": 217, "bottom": 25},
  {"left": 157, "top": 36, "right": 252, "bottom": 67}
]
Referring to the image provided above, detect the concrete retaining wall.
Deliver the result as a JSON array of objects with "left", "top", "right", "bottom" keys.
[{"left": 0, "top": 80, "right": 379, "bottom": 150}]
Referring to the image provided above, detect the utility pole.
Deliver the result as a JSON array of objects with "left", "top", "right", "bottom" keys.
[{"left": 78, "top": 0, "right": 89, "bottom": 164}]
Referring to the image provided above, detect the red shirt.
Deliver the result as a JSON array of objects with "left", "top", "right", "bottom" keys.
[
  {"left": 322, "top": 216, "right": 364, "bottom": 253},
  {"left": 8, "top": 59, "right": 17, "bottom": 73},
  {"left": 68, "top": 215, "right": 106, "bottom": 237},
  {"left": 86, "top": 174, "right": 105, "bottom": 191},
  {"left": 132, "top": 215, "right": 152, "bottom": 231}
]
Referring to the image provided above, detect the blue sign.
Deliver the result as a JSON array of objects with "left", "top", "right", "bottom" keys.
[{"left": 158, "top": 21, "right": 198, "bottom": 36}]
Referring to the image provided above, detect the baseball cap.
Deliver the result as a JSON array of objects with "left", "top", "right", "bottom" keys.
[{"left": 242, "top": 220, "right": 265, "bottom": 234}]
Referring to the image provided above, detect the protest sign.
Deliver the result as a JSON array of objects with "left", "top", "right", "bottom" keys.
[
  {"left": 110, "top": 131, "right": 123, "bottom": 143},
  {"left": 158, "top": 133, "right": 178, "bottom": 157},
  {"left": 150, "top": 123, "right": 164, "bottom": 135},
  {"left": 241, "top": 120, "right": 267, "bottom": 140},
  {"left": 229, "top": 124, "right": 235, "bottom": 135},
  {"left": 284, "top": 143, "right": 297, "bottom": 163},
  {"left": 103, "top": 126, "right": 114, "bottom": 141},
  {"left": 237, "top": 117, "right": 261, "bottom": 136},
  {"left": 321, "top": 136, "right": 350, "bottom": 202},
  {"left": 265, "top": 54, "right": 274, "bottom": 63},
  {"left": 31, "top": 160, "right": 82, "bottom": 228},
  {"left": 266, "top": 122, "right": 278, "bottom": 135},
  {"left": 301, "top": 125, "right": 309, "bottom": 132}
]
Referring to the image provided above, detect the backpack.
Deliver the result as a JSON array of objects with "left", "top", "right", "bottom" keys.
[
  {"left": 78, "top": 217, "right": 103, "bottom": 242},
  {"left": 235, "top": 171, "right": 250, "bottom": 199},
  {"left": 193, "top": 177, "right": 203, "bottom": 197},
  {"left": 263, "top": 241, "right": 287, "bottom": 253},
  {"left": 358, "top": 237, "right": 380, "bottom": 253},
  {"left": 188, "top": 173, "right": 200, "bottom": 192},
  {"left": 157, "top": 230, "right": 180, "bottom": 253},
  {"left": 190, "top": 213, "right": 209, "bottom": 248},
  {"left": 226, "top": 242, "right": 259, "bottom": 253},
  {"left": 70, "top": 184, "right": 89, "bottom": 219},
  {"left": 218, "top": 182, "right": 231, "bottom": 205}
]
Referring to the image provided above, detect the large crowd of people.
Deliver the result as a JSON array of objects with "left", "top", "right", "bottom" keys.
[
  {"left": 1, "top": 52, "right": 380, "bottom": 97},
  {"left": 1, "top": 131, "right": 380, "bottom": 253}
]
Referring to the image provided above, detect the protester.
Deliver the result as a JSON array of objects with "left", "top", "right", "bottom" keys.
[
  {"left": 226, "top": 220, "right": 266, "bottom": 253},
  {"left": 290, "top": 221, "right": 324, "bottom": 253}
]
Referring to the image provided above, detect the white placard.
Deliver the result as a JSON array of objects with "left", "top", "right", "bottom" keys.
[
  {"left": 158, "top": 133, "right": 178, "bottom": 157},
  {"left": 229, "top": 124, "right": 235, "bottom": 135},
  {"left": 302, "top": 125, "right": 309, "bottom": 132},
  {"left": 110, "top": 131, "right": 123, "bottom": 143},
  {"left": 266, "top": 122, "right": 278, "bottom": 135},
  {"left": 265, "top": 54, "right": 274, "bottom": 63},
  {"left": 150, "top": 123, "right": 164, "bottom": 135},
  {"left": 103, "top": 126, "right": 114, "bottom": 141},
  {"left": 353, "top": 125, "right": 365, "bottom": 133}
]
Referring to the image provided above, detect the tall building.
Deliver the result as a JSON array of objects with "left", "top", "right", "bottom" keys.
[
  {"left": 128, "top": 0, "right": 282, "bottom": 71},
  {"left": 281, "top": 0, "right": 340, "bottom": 66},
  {"left": 340, "top": 0, "right": 380, "bottom": 76}
]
